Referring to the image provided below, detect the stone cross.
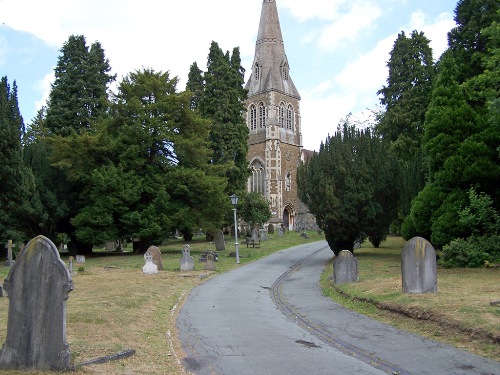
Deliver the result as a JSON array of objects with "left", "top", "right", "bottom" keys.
[
  {"left": 401, "top": 236, "right": 438, "bottom": 294},
  {"left": 68, "top": 256, "right": 76, "bottom": 276},
  {"left": 0, "top": 235, "right": 73, "bottom": 371},
  {"left": 333, "top": 250, "right": 359, "bottom": 284},
  {"left": 180, "top": 245, "right": 194, "bottom": 272}
]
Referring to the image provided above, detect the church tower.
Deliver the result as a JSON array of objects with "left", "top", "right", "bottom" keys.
[{"left": 245, "top": 0, "right": 303, "bottom": 230}]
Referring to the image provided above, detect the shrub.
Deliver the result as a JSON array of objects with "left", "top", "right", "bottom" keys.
[{"left": 440, "top": 235, "right": 500, "bottom": 268}]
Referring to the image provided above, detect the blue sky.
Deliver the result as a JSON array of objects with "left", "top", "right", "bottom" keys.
[{"left": 0, "top": 0, "right": 458, "bottom": 151}]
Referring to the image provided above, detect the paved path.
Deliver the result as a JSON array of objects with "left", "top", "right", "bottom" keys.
[{"left": 177, "top": 241, "right": 499, "bottom": 375}]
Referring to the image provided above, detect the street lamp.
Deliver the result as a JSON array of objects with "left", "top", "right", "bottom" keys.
[{"left": 230, "top": 194, "right": 240, "bottom": 264}]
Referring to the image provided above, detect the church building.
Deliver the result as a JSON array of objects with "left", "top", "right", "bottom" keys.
[{"left": 245, "top": 0, "right": 316, "bottom": 231}]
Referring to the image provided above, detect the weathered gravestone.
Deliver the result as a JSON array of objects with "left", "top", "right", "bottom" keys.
[
  {"left": 267, "top": 224, "right": 275, "bottom": 234},
  {"left": 204, "top": 252, "right": 216, "bottom": 271},
  {"left": 214, "top": 230, "right": 225, "bottom": 251},
  {"left": 180, "top": 245, "right": 194, "bottom": 272},
  {"left": 4, "top": 240, "right": 14, "bottom": 267},
  {"left": 68, "top": 256, "right": 76, "bottom": 276},
  {"left": 145, "top": 245, "right": 163, "bottom": 271},
  {"left": 142, "top": 253, "right": 158, "bottom": 274},
  {"left": 401, "top": 236, "right": 437, "bottom": 294},
  {"left": 0, "top": 235, "right": 73, "bottom": 371},
  {"left": 260, "top": 229, "right": 267, "bottom": 241},
  {"left": 76, "top": 255, "right": 85, "bottom": 265},
  {"left": 333, "top": 250, "right": 359, "bottom": 284}
]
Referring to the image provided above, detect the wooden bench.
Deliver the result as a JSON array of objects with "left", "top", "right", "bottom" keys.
[{"left": 245, "top": 237, "right": 260, "bottom": 248}]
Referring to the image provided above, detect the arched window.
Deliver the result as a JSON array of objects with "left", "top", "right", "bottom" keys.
[
  {"left": 250, "top": 160, "right": 265, "bottom": 194},
  {"left": 279, "top": 102, "right": 285, "bottom": 127},
  {"left": 282, "top": 62, "right": 289, "bottom": 81},
  {"left": 286, "top": 104, "right": 294, "bottom": 130},
  {"left": 254, "top": 62, "right": 260, "bottom": 81},
  {"left": 249, "top": 104, "right": 257, "bottom": 130},
  {"left": 259, "top": 102, "right": 266, "bottom": 128}
]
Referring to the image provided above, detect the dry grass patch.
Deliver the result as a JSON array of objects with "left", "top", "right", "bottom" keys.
[{"left": 321, "top": 236, "right": 500, "bottom": 361}]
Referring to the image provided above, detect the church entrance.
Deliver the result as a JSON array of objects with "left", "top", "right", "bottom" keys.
[{"left": 283, "top": 206, "right": 294, "bottom": 231}]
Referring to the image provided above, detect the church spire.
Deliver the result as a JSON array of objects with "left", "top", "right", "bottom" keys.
[{"left": 246, "top": 0, "right": 300, "bottom": 99}]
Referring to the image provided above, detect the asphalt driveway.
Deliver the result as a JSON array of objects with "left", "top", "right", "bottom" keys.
[{"left": 177, "top": 241, "right": 499, "bottom": 375}]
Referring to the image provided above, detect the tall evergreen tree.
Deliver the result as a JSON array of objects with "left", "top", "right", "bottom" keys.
[
  {"left": 298, "top": 120, "right": 399, "bottom": 255},
  {"left": 0, "top": 77, "right": 35, "bottom": 243},
  {"left": 186, "top": 62, "right": 204, "bottom": 110},
  {"left": 46, "top": 35, "right": 114, "bottom": 136},
  {"left": 197, "top": 41, "right": 250, "bottom": 194}
]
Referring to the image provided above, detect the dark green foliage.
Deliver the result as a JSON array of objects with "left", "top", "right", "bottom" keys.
[
  {"left": 440, "top": 235, "right": 500, "bottom": 267},
  {"left": 0, "top": 77, "right": 36, "bottom": 243},
  {"left": 239, "top": 192, "right": 272, "bottom": 230},
  {"left": 51, "top": 69, "right": 229, "bottom": 251},
  {"left": 377, "top": 30, "right": 434, "bottom": 158},
  {"left": 46, "top": 35, "right": 114, "bottom": 136},
  {"left": 186, "top": 62, "right": 204, "bottom": 110},
  {"left": 196, "top": 42, "right": 250, "bottom": 194},
  {"left": 448, "top": 0, "right": 500, "bottom": 84},
  {"left": 297, "top": 121, "right": 399, "bottom": 255}
]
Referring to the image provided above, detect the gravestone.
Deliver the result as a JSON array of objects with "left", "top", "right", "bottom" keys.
[
  {"left": 104, "top": 241, "right": 115, "bottom": 251},
  {"left": 268, "top": 224, "right": 275, "bottom": 234},
  {"left": 145, "top": 246, "right": 163, "bottom": 271},
  {"left": 180, "top": 245, "right": 194, "bottom": 272},
  {"left": 278, "top": 227, "right": 284, "bottom": 237},
  {"left": 0, "top": 235, "right": 73, "bottom": 371},
  {"left": 204, "top": 253, "right": 216, "bottom": 271},
  {"left": 333, "top": 250, "right": 359, "bottom": 284},
  {"left": 142, "top": 253, "right": 158, "bottom": 274},
  {"left": 260, "top": 229, "right": 267, "bottom": 241},
  {"left": 68, "top": 256, "right": 76, "bottom": 276},
  {"left": 401, "top": 237, "right": 437, "bottom": 294},
  {"left": 76, "top": 255, "right": 85, "bottom": 264},
  {"left": 4, "top": 240, "right": 14, "bottom": 267},
  {"left": 214, "top": 230, "right": 225, "bottom": 251},
  {"left": 251, "top": 228, "right": 259, "bottom": 242}
]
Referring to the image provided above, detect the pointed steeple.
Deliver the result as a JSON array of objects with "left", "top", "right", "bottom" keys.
[{"left": 246, "top": 0, "right": 300, "bottom": 99}]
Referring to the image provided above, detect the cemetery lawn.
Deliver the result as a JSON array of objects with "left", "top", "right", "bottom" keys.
[
  {"left": 321, "top": 235, "right": 500, "bottom": 362},
  {"left": 0, "top": 233, "right": 498, "bottom": 374},
  {"left": 0, "top": 231, "right": 324, "bottom": 375}
]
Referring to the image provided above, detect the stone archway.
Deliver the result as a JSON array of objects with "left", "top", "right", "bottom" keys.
[{"left": 282, "top": 204, "right": 295, "bottom": 231}]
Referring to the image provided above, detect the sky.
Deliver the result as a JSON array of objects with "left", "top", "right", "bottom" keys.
[{"left": 0, "top": 0, "right": 459, "bottom": 151}]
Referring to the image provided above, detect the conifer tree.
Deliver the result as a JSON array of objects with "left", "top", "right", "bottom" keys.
[
  {"left": 196, "top": 41, "right": 250, "bottom": 194},
  {"left": 0, "top": 77, "right": 35, "bottom": 242},
  {"left": 186, "top": 62, "right": 204, "bottom": 110},
  {"left": 46, "top": 35, "right": 114, "bottom": 135}
]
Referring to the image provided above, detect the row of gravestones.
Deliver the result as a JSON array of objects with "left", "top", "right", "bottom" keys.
[
  {"left": 333, "top": 236, "right": 438, "bottom": 294},
  {"left": 141, "top": 244, "right": 217, "bottom": 274}
]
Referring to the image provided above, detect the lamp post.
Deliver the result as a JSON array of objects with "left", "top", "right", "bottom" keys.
[{"left": 230, "top": 194, "right": 240, "bottom": 264}]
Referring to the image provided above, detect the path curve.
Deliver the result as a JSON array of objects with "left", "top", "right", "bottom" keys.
[{"left": 177, "top": 241, "right": 499, "bottom": 375}]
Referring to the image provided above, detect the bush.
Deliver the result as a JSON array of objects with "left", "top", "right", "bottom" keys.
[{"left": 440, "top": 235, "right": 500, "bottom": 268}]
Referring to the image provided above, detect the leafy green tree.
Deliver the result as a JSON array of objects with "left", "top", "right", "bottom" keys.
[
  {"left": 196, "top": 42, "right": 250, "bottom": 194},
  {"left": 448, "top": 0, "right": 500, "bottom": 84},
  {"left": 46, "top": 35, "right": 115, "bottom": 136},
  {"left": 297, "top": 121, "right": 399, "bottom": 255},
  {"left": 0, "top": 77, "right": 36, "bottom": 243},
  {"left": 239, "top": 192, "right": 272, "bottom": 231},
  {"left": 52, "top": 69, "right": 229, "bottom": 251}
]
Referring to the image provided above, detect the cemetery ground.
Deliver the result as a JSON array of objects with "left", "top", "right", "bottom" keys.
[{"left": 0, "top": 233, "right": 498, "bottom": 374}]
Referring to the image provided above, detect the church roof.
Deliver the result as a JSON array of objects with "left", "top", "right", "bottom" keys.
[{"left": 245, "top": 0, "right": 301, "bottom": 99}]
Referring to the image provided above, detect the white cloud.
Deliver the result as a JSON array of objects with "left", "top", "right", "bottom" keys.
[
  {"left": 0, "top": 0, "right": 262, "bottom": 88},
  {"left": 34, "top": 71, "right": 54, "bottom": 112},
  {"left": 279, "top": 0, "right": 347, "bottom": 22},
  {"left": 318, "top": 2, "right": 382, "bottom": 51}
]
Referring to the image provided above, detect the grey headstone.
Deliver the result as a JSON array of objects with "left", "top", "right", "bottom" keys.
[
  {"left": 75, "top": 255, "right": 85, "bottom": 264},
  {"left": 214, "top": 230, "right": 225, "bottom": 251},
  {"left": 268, "top": 224, "right": 275, "bottom": 234},
  {"left": 180, "top": 245, "right": 194, "bottom": 272},
  {"left": 104, "top": 241, "right": 115, "bottom": 251},
  {"left": 204, "top": 253, "right": 216, "bottom": 271},
  {"left": 145, "top": 246, "right": 163, "bottom": 271},
  {"left": 0, "top": 235, "right": 73, "bottom": 371},
  {"left": 4, "top": 240, "right": 14, "bottom": 267},
  {"left": 251, "top": 229, "right": 259, "bottom": 242},
  {"left": 278, "top": 227, "right": 284, "bottom": 237},
  {"left": 333, "top": 250, "right": 359, "bottom": 284},
  {"left": 260, "top": 229, "right": 267, "bottom": 241},
  {"left": 68, "top": 256, "right": 76, "bottom": 276},
  {"left": 401, "top": 237, "right": 437, "bottom": 294},
  {"left": 142, "top": 253, "right": 158, "bottom": 274},
  {"left": 353, "top": 241, "right": 361, "bottom": 249}
]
